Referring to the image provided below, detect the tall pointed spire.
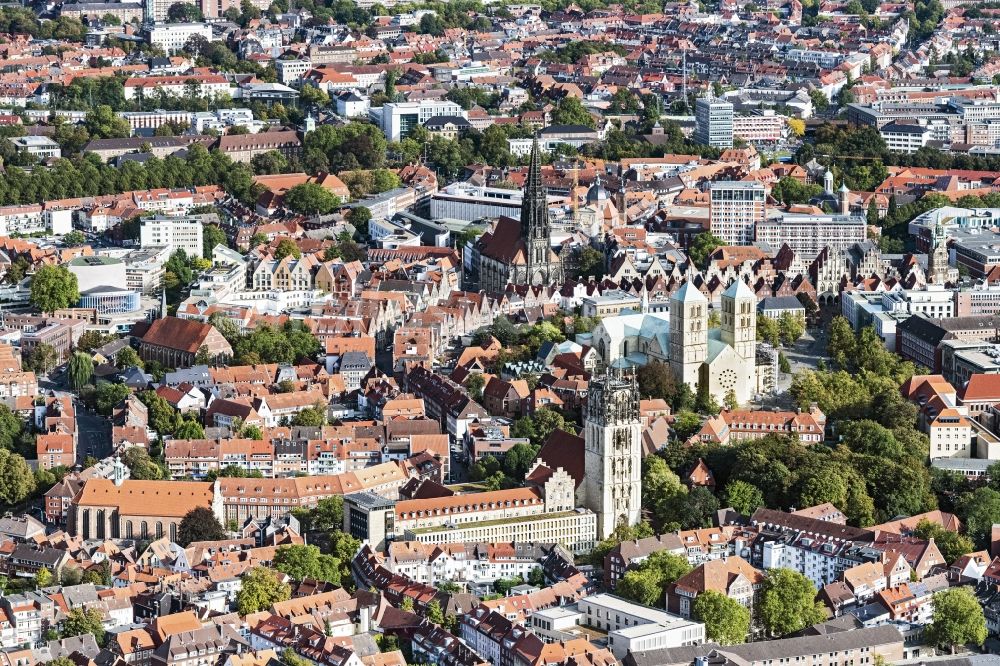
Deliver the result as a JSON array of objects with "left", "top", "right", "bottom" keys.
[
  {"left": 520, "top": 136, "right": 547, "bottom": 242},
  {"left": 160, "top": 288, "right": 167, "bottom": 319}
]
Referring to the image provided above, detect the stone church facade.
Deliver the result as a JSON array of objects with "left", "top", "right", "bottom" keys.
[{"left": 477, "top": 139, "right": 564, "bottom": 293}]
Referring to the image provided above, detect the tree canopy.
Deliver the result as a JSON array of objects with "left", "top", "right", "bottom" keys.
[
  {"left": 927, "top": 587, "right": 987, "bottom": 653},
  {"left": 693, "top": 590, "right": 751, "bottom": 645},
  {"left": 758, "top": 568, "right": 826, "bottom": 637},
  {"left": 30, "top": 265, "right": 79, "bottom": 313},
  {"left": 615, "top": 551, "right": 692, "bottom": 607},
  {"left": 177, "top": 506, "right": 226, "bottom": 546},
  {"left": 237, "top": 567, "right": 290, "bottom": 615}
]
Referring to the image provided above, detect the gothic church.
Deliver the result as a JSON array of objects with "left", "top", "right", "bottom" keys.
[{"left": 477, "top": 138, "right": 564, "bottom": 293}]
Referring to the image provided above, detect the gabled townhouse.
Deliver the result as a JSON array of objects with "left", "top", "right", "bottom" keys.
[{"left": 667, "top": 556, "right": 763, "bottom": 623}]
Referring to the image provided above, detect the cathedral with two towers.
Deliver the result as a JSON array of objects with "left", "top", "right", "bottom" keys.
[{"left": 590, "top": 278, "right": 770, "bottom": 407}]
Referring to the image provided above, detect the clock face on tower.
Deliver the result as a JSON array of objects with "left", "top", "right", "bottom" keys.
[{"left": 719, "top": 368, "right": 738, "bottom": 391}]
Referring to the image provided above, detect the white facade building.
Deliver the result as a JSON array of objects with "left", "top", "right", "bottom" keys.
[
  {"left": 275, "top": 59, "right": 313, "bottom": 85},
  {"left": 710, "top": 181, "right": 766, "bottom": 246},
  {"left": 146, "top": 23, "right": 213, "bottom": 54},
  {"left": 377, "top": 100, "right": 465, "bottom": 140},
  {"left": 430, "top": 183, "right": 527, "bottom": 222},
  {"left": 140, "top": 215, "right": 205, "bottom": 258},
  {"left": 8, "top": 136, "right": 61, "bottom": 159},
  {"left": 576, "top": 594, "right": 705, "bottom": 660},
  {"left": 755, "top": 213, "right": 867, "bottom": 256},
  {"left": 879, "top": 122, "right": 932, "bottom": 153},
  {"left": 693, "top": 96, "right": 734, "bottom": 148}
]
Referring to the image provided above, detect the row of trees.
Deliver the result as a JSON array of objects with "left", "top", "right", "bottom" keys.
[{"left": 0, "top": 145, "right": 258, "bottom": 208}]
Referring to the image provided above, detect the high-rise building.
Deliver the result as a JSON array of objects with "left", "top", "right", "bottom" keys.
[
  {"left": 583, "top": 370, "right": 642, "bottom": 540},
  {"left": 693, "top": 96, "right": 734, "bottom": 148},
  {"left": 709, "top": 181, "right": 766, "bottom": 245}
]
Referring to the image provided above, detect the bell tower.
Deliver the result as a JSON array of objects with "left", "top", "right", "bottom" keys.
[
  {"left": 583, "top": 369, "right": 642, "bottom": 540},
  {"left": 669, "top": 279, "right": 708, "bottom": 389},
  {"left": 721, "top": 278, "right": 757, "bottom": 361}
]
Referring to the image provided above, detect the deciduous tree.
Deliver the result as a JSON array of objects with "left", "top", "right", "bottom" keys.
[
  {"left": 237, "top": 568, "right": 290, "bottom": 614},
  {"left": 616, "top": 551, "right": 691, "bottom": 607},
  {"left": 693, "top": 590, "right": 750, "bottom": 645},
  {"left": 177, "top": 506, "right": 225, "bottom": 545},
  {"left": 927, "top": 587, "right": 987, "bottom": 653},
  {"left": 62, "top": 607, "right": 105, "bottom": 643},
  {"left": 0, "top": 448, "right": 35, "bottom": 505},
  {"left": 688, "top": 232, "right": 724, "bottom": 268},
  {"left": 68, "top": 352, "right": 93, "bottom": 390},
  {"left": 759, "top": 568, "right": 826, "bottom": 637},
  {"left": 30, "top": 265, "right": 79, "bottom": 313},
  {"left": 721, "top": 480, "right": 764, "bottom": 516}
]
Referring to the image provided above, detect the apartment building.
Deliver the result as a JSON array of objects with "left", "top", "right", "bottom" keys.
[
  {"left": 150, "top": 625, "right": 245, "bottom": 666},
  {"left": 145, "top": 23, "right": 213, "bottom": 54},
  {"left": 123, "top": 75, "right": 231, "bottom": 100},
  {"left": 732, "top": 111, "right": 786, "bottom": 143},
  {"left": 0, "top": 370, "right": 38, "bottom": 399},
  {"left": 750, "top": 508, "right": 876, "bottom": 588},
  {"left": 754, "top": 213, "right": 867, "bottom": 256},
  {"left": 383, "top": 541, "right": 571, "bottom": 590},
  {"left": 928, "top": 408, "right": 974, "bottom": 460},
  {"left": 36, "top": 433, "right": 75, "bottom": 470},
  {"left": 668, "top": 556, "right": 762, "bottom": 620},
  {"left": 118, "top": 109, "right": 194, "bottom": 132},
  {"left": 0, "top": 592, "right": 56, "bottom": 648},
  {"left": 140, "top": 215, "right": 207, "bottom": 258},
  {"left": 405, "top": 366, "right": 488, "bottom": 439},
  {"left": 709, "top": 182, "right": 766, "bottom": 245}
]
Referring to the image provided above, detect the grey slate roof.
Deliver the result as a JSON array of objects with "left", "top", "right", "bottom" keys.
[{"left": 625, "top": 626, "right": 904, "bottom": 666}]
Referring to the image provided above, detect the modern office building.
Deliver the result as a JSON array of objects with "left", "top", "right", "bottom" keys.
[
  {"left": 575, "top": 594, "right": 705, "bottom": 659},
  {"left": 430, "top": 182, "right": 526, "bottom": 222},
  {"left": 879, "top": 121, "right": 933, "bottom": 153},
  {"left": 755, "top": 212, "right": 867, "bottom": 256},
  {"left": 709, "top": 181, "right": 766, "bottom": 245},
  {"left": 693, "top": 96, "right": 734, "bottom": 148},
  {"left": 377, "top": 100, "right": 465, "bottom": 141},
  {"left": 732, "top": 111, "right": 786, "bottom": 143},
  {"left": 140, "top": 215, "right": 206, "bottom": 258},
  {"left": 8, "top": 136, "right": 61, "bottom": 160}
]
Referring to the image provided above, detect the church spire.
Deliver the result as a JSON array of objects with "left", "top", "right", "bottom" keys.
[{"left": 520, "top": 136, "right": 548, "bottom": 243}]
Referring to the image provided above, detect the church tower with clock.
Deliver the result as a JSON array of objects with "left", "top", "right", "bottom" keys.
[{"left": 583, "top": 369, "right": 642, "bottom": 540}]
